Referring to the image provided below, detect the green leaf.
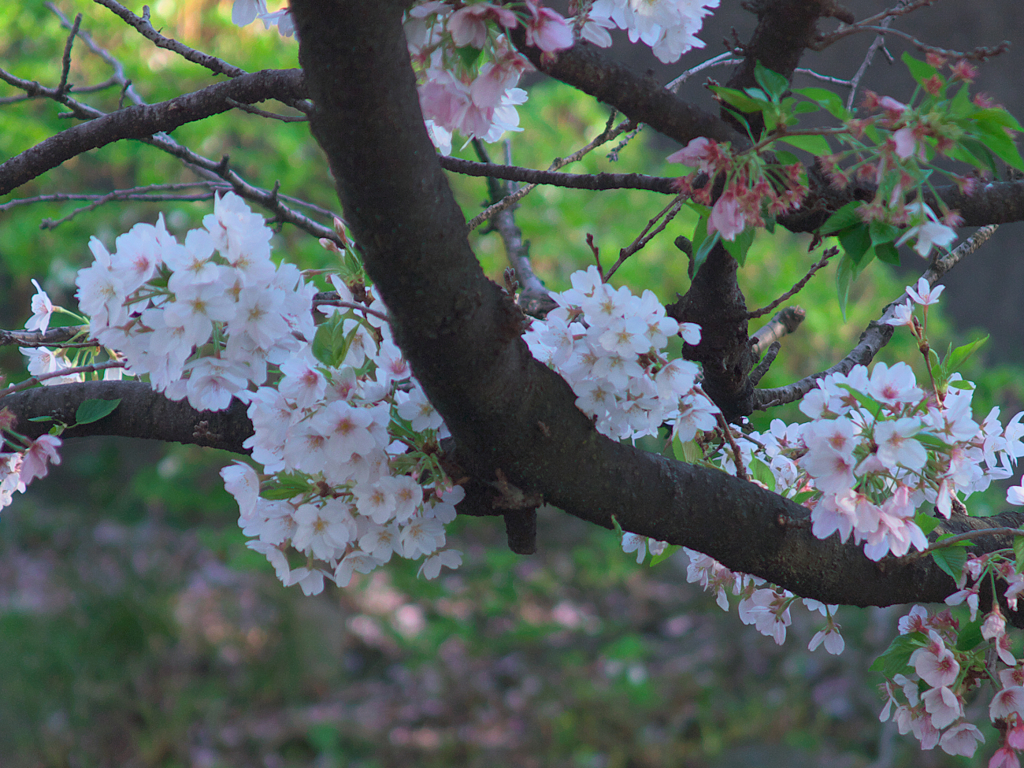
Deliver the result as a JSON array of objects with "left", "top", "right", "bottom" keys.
[
  {"left": 455, "top": 45, "right": 482, "bottom": 69},
  {"left": 1014, "top": 535, "right": 1024, "bottom": 573},
  {"left": 754, "top": 61, "right": 789, "bottom": 101},
  {"left": 943, "top": 335, "right": 989, "bottom": 376},
  {"left": 692, "top": 229, "right": 721, "bottom": 275},
  {"left": 835, "top": 383, "right": 882, "bottom": 414},
  {"left": 819, "top": 201, "right": 863, "bottom": 236},
  {"left": 869, "top": 633, "right": 921, "bottom": 677},
  {"left": 914, "top": 513, "right": 941, "bottom": 536},
  {"left": 75, "top": 398, "right": 121, "bottom": 425},
  {"left": 975, "top": 106, "right": 1023, "bottom": 132},
  {"left": 957, "top": 137, "right": 999, "bottom": 173},
  {"left": 868, "top": 219, "right": 901, "bottom": 246},
  {"left": 792, "top": 490, "right": 816, "bottom": 505},
  {"left": 774, "top": 150, "right": 799, "bottom": 165},
  {"left": 971, "top": 118, "right": 1024, "bottom": 171},
  {"left": 311, "top": 313, "right": 355, "bottom": 368},
  {"left": 835, "top": 252, "right": 855, "bottom": 322},
  {"left": 794, "top": 87, "right": 849, "bottom": 119},
  {"left": 673, "top": 434, "right": 703, "bottom": 464},
  {"left": 790, "top": 101, "right": 820, "bottom": 116},
  {"left": 261, "top": 472, "right": 312, "bottom": 501},
  {"left": 902, "top": 51, "right": 938, "bottom": 87},
  {"left": 748, "top": 457, "right": 776, "bottom": 492},
  {"left": 650, "top": 544, "right": 680, "bottom": 567},
  {"left": 915, "top": 432, "right": 951, "bottom": 451},
  {"left": 931, "top": 545, "right": 968, "bottom": 581},
  {"left": 875, "top": 240, "right": 900, "bottom": 266},
  {"left": 722, "top": 227, "right": 754, "bottom": 266},
  {"left": 778, "top": 133, "right": 833, "bottom": 156},
  {"left": 838, "top": 223, "right": 873, "bottom": 265},
  {"left": 955, "top": 619, "right": 984, "bottom": 652},
  {"left": 710, "top": 85, "right": 767, "bottom": 114}
]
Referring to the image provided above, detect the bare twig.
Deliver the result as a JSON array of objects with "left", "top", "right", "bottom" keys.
[
  {"left": 605, "top": 194, "right": 687, "bottom": 280},
  {"left": 753, "top": 226, "right": 998, "bottom": 409},
  {"left": 910, "top": 526, "right": 1023, "bottom": 558},
  {"left": 471, "top": 139, "right": 556, "bottom": 316},
  {"left": 440, "top": 157, "right": 677, "bottom": 194},
  {"left": 844, "top": 0, "right": 910, "bottom": 111},
  {"left": 747, "top": 247, "right": 838, "bottom": 319},
  {"left": 224, "top": 97, "right": 308, "bottom": 122},
  {"left": 466, "top": 113, "right": 637, "bottom": 231},
  {"left": 56, "top": 12, "right": 83, "bottom": 97},
  {"left": 716, "top": 411, "right": 748, "bottom": 481},
  {"left": 0, "top": 326, "right": 90, "bottom": 348},
  {"left": 312, "top": 296, "right": 390, "bottom": 323},
  {"left": 91, "top": 0, "right": 248, "bottom": 79},
  {"left": 0, "top": 360, "right": 126, "bottom": 400}
]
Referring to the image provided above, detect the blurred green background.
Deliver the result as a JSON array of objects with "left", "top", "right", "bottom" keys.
[{"left": 1, "top": 2, "right": 1023, "bottom": 766}]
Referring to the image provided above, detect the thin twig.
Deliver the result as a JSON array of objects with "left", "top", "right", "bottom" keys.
[
  {"left": 224, "top": 97, "right": 308, "bottom": 122},
  {"left": 56, "top": 12, "right": 83, "bottom": 98},
  {"left": 466, "top": 113, "right": 637, "bottom": 231},
  {"left": 716, "top": 411, "right": 748, "bottom": 481},
  {"left": 845, "top": 0, "right": 910, "bottom": 111},
  {"left": 91, "top": 0, "right": 248, "bottom": 78},
  {"left": 312, "top": 297, "right": 390, "bottom": 323},
  {"left": 605, "top": 194, "right": 687, "bottom": 280},
  {"left": 747, "top": 247, "right": 838, "bottom": 319},
  {"left": 0, "top": 326, "right": 90, "bottom": 348},
  {"left": 39, "top": 4, "right": 331, "bottom": 242},
  {"left": 753, "top": 226, "right": 998, "bottom": 410},
  {"left": 0, "top": 360, "right": 126, "bottom": 400},
  {"left": 910, "top": 526, "right": 1024, "bottom": 558}
]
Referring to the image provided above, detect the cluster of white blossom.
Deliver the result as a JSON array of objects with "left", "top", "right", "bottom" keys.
[
  {"left": 876, "top": 600, "right": 1024, "bottom": 759},
  {"left": 581, "top": 0, "right": 722, "bottom": 63},
  {"left": 522, "top": 265, "right": 715, "bottom": 441},
  {"left": 17, "top": 193, "right": 465, "bottom": 594},
  {"left": 76, "top": 192, "right": 317, "bottom": 412}
]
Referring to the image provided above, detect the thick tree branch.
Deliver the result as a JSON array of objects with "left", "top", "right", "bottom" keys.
[
  {"left": 0, "top": 381, "right": 252, "bottom": 453},
  {"left": 0, "top": 69, "right": 305, "bottom": 197},
  {"left": 284, "top": 0, "right": 1010, "bottom": 609},
  {"left": 508, "top": 27, "right": 745, "bottom": 149}
]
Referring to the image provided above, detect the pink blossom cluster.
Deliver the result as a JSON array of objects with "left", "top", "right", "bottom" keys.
[
  {"left": 580, "top": 0, "right": 721, "bottom": 63},
  {"left": 878, "top": 603, "right": 1024, "bottom": 760},
  {"left": 405, "top": 1, "right": 572, "bottom": 150},
  {"left": 735, "top": 280, "right": 1024, "bottom": 560},
  {"left": 667, "top": 137, "right": 807, "bottom": 241},
  {"left": 818, "top": 55, "right": 991, "bottom": 257},
  {"left": 522, "top": 265, "right": 715, "bottom": 442},
  {"left": 0, "top": 431, "right": 61, "bottom": 514}
]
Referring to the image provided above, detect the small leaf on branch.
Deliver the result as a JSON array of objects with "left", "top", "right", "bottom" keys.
[
  {"left": 649, "top": 544, "right": 680, "bottom": 567},
  {"left": 819, "top": 201, "right": 863, "bottom": 236},
  {"left": 75, "top": 398, "right": 121, "bottom": 425},
  {"left": 869, "top": 633, "right": 921, "bottom": 677},
  {"left": 753, "top": 62, "right": 788, "bottom": 102},
  {"left": 930, "top": 544, "right": 968, "bottom": 581}
]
